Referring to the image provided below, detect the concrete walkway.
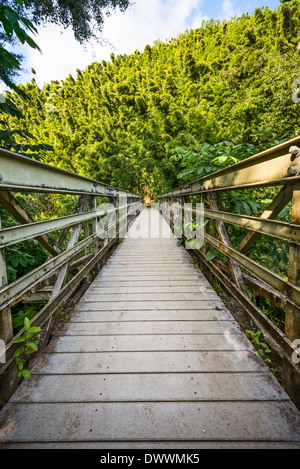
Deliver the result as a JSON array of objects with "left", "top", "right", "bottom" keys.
[{"left": 0, "top": 207, "right": 300, "bottom": 448}]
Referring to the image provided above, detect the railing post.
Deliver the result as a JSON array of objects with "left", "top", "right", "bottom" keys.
[
  {"left": 83, "top": 220, "right": 90, "bottom": 255},
  {"left": 0, "top": 216, "right": 13, "bottom": 343},
  {"left": 286, "top": 181, "right": 300, "bottom": 341},
  {"left": 91, "top": 196, "right": 99, "bottom": 253},
  {"left": 200, "top": 193, "right": 207, "bottom": 256},
  {"left": 207, "top": 192, "right": 245, "bottom": 291},
  {"left": 0, "top": 215, "right": 18, "bottom": 405},
  {"left": 112, "top": 196, "right": 119, "bottom": 244},
  {"left": 104, "top": 196, "right": 117, "bottom": 246},
  {"left": 282, "top": 181, "right": 300, "bottom": 407}
]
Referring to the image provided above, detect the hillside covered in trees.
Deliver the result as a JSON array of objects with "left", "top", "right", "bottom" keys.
[{"left": 1, "top": 0, "right": 300, "bottom": 198}]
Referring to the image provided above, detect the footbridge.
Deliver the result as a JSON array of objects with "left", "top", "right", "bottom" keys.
[{"left": 0, "top": 139, "right": 300, "bottom": 448}]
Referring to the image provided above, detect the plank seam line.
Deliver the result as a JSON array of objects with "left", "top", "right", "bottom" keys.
[
  {"left": 90, "top": 284, "right": 209, "bottom": 286},
  {"left": 60, "top": 330, "right": 245, "bottom": 337},
  {"left": 8, "top": 399, "right": 291, "bottom": 405},
  {"left": 76, "top": 306, "right": 226, "bottom": 309},
  {"left": 2, "top": 439, "right": 299, "bottom": 444},
  {"left": 82, "top": 294, "right": 216, "bottom": 296},
  {"left": 73, "top": 308, "right": 227, "bottom": 310},
  {"left": 92, "top": 282, "right": 207, "bottom": 284},
  {"left": 78, "top": 300, "right": 226, "bottom": 303},
  {"left": 69, "top": 318, "right": 235, "bottom": 324},
  {"left": 54, "top": 330, "right": 241, "bottom": 334},
  {"left": 78, "top": 301, "right": 219, "bottom": 304},
  {"left": 30, "top": 371, "right": 270, "bottom": 376},
  {"left": 18, "top": 370, "right": 272, "bottom": 376},
  {"left": 96, "top": 276, "right": 201, "bottom": 278},
  {"left": 43, "top": 349, "right": 251, "bottom": 354}
]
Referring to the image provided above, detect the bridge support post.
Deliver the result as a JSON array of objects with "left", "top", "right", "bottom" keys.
[
  {"left": 0, "top": 217, "right": 13, "bottom": 344},
  {"left": 207, "top": 192, "right": 245, "bottom": 291},
  {"left": 83, "top": 221, "right": 90, "bottom": 255},
  {"left": 91, "top": 196, "right": 99, "bottom": 254},
  {"left": 39, "top": 194, "right": 91, "bottom": 348},
  {"left": 0, "top": 216, "right": 18, "bottom": 405},
  {"left": 283, "top": 181, "right": 300, "bottom": 407},
  {"left": 286, "top": 182, "right": 300, "bottom": 341}
]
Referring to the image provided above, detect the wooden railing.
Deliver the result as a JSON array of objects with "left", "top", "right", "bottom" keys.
[
  {"left": 0, "top": 147, "right": 142, "bottom": 394},
  {"left": 159, "top": 136, "right": 300, "bottom": 406}
]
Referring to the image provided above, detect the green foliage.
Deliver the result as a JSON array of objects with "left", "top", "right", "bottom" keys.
[
  {"left": 22, "top": 0, "right": 131, "bottom": 44},
  {"left": 170, "top": 127, "right": 290, "bottom": 183},
  {"left": 2, "top": 2, "right": 300, "bottom": 197},
  {"left": 246, "top": 330, "right": 272, "bottom": 365},
  {"left": 11, "top": 304, "right": 41, "bottom": 331},
  {"left": 12, "top": 317, "right": 41, "bottom": 379},
  {"left": 0, "top": 1, "right": 298, "bottom": 343},
  {"left": 0, "top": 0, "right": 40, "bottom": 87},
  {"left": 0, "top": 202, "right": 48, "bottom": 283},
  {"left": 246, "top": 286, "right": 286, "bottom": 330},
  {"left": 6, "top": 240, "right": 47, "bottom": 283},
  {"left": 205, "top": 249, "right": 219, "bottom": 262},
  {"left": 0, "top": 0, "right": 54, "bottom": 157}
]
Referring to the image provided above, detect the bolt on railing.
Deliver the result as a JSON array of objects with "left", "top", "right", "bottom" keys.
[
  {"left": 158, "top": 136, "right": 300, "bottom": 407},
  {"left": 0, "top": 147, "right": 143, "bottom": 394}
]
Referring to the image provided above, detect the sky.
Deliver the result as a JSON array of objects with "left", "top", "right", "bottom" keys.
[{"left": 7, "top": 0, "right": 282, "bottom": 89}]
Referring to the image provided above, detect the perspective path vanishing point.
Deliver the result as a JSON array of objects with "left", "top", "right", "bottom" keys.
[{"left": 0, "top": 207, "right": 300, "bottom": 448}]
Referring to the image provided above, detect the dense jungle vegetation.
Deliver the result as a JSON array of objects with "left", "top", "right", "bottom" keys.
[
  {"left": 1, "top": 0, "right": 300, "bottom": 332},
  {"left": 2, "top": 0, "right": 300, "bottom": 197}
]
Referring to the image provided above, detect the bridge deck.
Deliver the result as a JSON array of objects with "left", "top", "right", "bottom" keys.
[{"left": 0, "top": 208, "right": 300, "bottom": 448}]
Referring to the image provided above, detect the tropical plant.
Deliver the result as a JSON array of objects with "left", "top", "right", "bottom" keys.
[{"left": 12, "top": 317, "right": 41, "bottom": 379}]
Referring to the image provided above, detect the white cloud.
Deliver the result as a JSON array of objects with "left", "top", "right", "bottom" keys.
[
  {"left": 17, "top": 0, "right": 208, "bottom": 87},
  {"left": 19, "top": 24, "right": 99, "bottom": 86},
  {"left": 221, "top": 0, "right": 241, "bottom": 19}
]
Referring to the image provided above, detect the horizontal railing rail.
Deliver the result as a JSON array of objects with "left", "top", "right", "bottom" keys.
[
  {"left": 0, "top": 207, "right": 135, "bottom": 311},
  {"left": 159, "top": 136, "right": 300, "bottom": 407},
  {"left": 0, "top": 202, "right": 140, "bottom": 248},
  {"left": 161, "top": 136, "right": 300, "bottom": 196},
  {"left": 169, "top": 202, "right": 300, "bottom": 244},
  {"left": 0, "top": 148, "right": 143, "bottom": 388},
  {"left": 0, "top": 147, "right": 142, "bottom": 198}
]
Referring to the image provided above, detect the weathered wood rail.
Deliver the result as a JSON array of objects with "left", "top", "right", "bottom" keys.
[
  {"left": 159, "top": 136, "right": 300, "bottom": 407},
  {"left": 0, "top": 140, "right": 300, "bottom": 448},
  {"left": 0, "top": 147, "right": 142, "bottom": 402},
  {"left": 0, "top": 207, "right": 300, "bottom": 448}
]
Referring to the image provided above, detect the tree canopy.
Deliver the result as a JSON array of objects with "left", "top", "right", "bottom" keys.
[
  {"left": 1, "top": 0, "right": 300, "bottom": 332},
  {"left": 1, "top": 0, "right": 300, "bottom": 197},
  {"left": 22, "top": 0, "right": 131, "bottom": 44},
  {"left": 0, "top": 0, "right": 131, "bottom": 87},
  {"left": 0, "top": 0, "right": 131, "bottom": 156}
]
